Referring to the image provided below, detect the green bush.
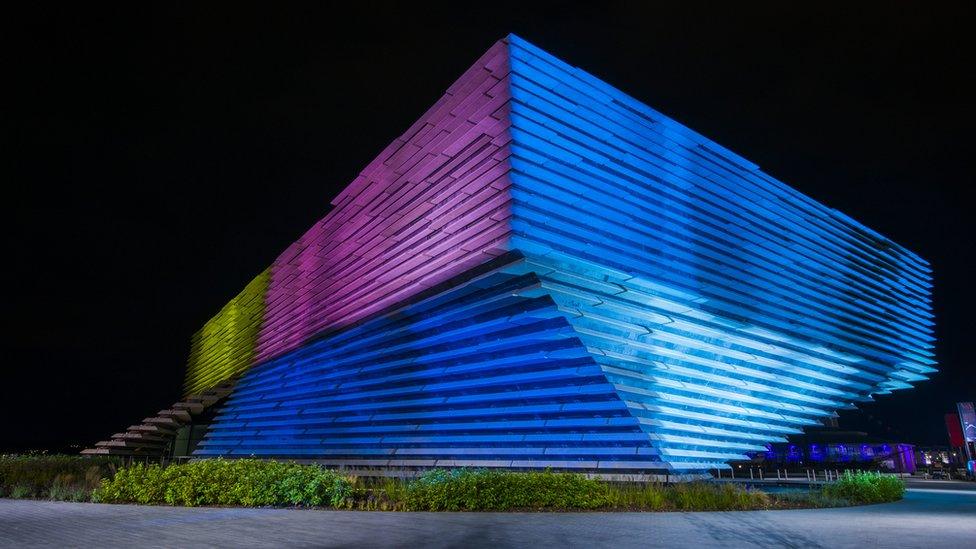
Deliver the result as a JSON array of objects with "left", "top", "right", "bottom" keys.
[
  {"left": 0, "top": 455, "right": 119, "bottom": 500},
  {"left": 346, "top": 476, "right": 410, "bottom": 510},
  {"left": 91, "top": 462, "right": 167, "bottom": 504},
  {"left": 404, "top": 469, "right": 609, "bottom": 511},
  {"left": 822, "top": 471, "right": 905, "bottom": 504},
  {"left": 92, "top": 459, "right": 352, "bottom": 508},
  {"left": 399, "top": 470, "right": 773, "bottom": 512}
]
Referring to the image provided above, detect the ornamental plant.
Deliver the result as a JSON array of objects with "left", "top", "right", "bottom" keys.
[
  {"left": 92, "top": 459, "right": 351, "bottom": 508},
  {"left": 822, "top": 471, "right": 905, "bottom": 504},
  {"left": 404, "top": 468, "right": 609, "bottom": 511}
]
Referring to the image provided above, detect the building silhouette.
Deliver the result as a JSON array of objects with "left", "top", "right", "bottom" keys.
[{"left": 85, "top": 35, "right": 935, "bottom": 476}]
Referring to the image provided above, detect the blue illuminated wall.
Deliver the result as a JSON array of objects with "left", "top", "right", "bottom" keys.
[{"left": 194, "top": 35, "right": 934, "bottom": 473}]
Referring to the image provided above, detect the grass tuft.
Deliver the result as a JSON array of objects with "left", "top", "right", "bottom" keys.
[
  {"left": 91, "top": 459, "right": 351, "bottom": 507},
  {"left": 1, "top": 455, "right": 119, "bottom": 501},
  {"left": 822, "top": 471, "right": 905, "bottom": 504}
]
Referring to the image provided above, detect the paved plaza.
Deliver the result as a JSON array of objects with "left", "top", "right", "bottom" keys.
[{"left": 1, "top": 481, "right": 974, "bottom": 548}]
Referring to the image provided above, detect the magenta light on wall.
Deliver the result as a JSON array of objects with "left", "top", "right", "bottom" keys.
[{"left": 255, "top": 40, "right": 514, "bottom": 363}]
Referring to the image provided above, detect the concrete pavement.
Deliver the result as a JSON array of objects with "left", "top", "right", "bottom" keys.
[{"left": 1, "top": 482, "right": 974, "bottom": 548}]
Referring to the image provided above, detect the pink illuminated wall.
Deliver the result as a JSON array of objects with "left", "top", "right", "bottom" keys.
[{"left": 254, "top": 40, "right": 513, "bottom": 363}]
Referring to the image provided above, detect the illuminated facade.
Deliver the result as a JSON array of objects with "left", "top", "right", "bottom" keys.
[{"left": 87, "top": 35, "right": 935, "bottom": 473}]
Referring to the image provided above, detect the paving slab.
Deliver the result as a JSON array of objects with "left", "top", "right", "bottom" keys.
[{"left": 1, "top": 484, "right": 974, "bottom": 548}]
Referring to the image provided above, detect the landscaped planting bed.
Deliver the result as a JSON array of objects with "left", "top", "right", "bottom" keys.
[
  {"left": 0, "top": 454, "right": 121, "bottom": 501},
  {"left": 2, "top": 456, "right": 906, "bottom": 511}
]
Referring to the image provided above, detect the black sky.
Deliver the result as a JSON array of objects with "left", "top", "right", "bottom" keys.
[{"left": 5, "top": 2, "right": 974, "bottom": 451}]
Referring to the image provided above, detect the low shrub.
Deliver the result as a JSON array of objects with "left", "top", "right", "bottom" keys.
[
  {"left": 822, "top": 471, "right": 905, "bottom": 504},
  {"left": 404, "top": 469, "right": 609, "bottom": 511},
  {"left": 48, "top": 473, "right": 97, "bottom": 502},
  {"left": 667, "top": 481, "right": 770, "bottom": 511},
  {"left": 5, "top": 456, "right": 890, "bottom": 512},
  {"left": 601, "top": 482, "right": 668, "bottom": 511},
  {"left": 398, "top": 470, "right": 772, "bottom": 512},
  {"left": 0, "top": 455, "right": 119, "bottom": 501},
  {"left": 92, "top": 459, "right": 352, "bottom": 508},
  {"left": 92, "top": 462, "right": 167, "bottom": 505},
  {"left": 772, "top": 490, "right": 851, "bottom": 509},
  {"left": 9, "top": 484, "right": 34, "bottom": 499},
  {"left": 346, "top": 476, "right": 409, "bottom": 511},
  {"left": 600, "top": 481, "right": 770, "bottom": 511}
]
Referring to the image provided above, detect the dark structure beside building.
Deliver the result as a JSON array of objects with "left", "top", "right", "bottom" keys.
[{"left": 743, "top": 418, "right": 916, "bottom": 473}]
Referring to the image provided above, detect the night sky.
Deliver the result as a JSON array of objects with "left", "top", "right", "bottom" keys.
[{"left": 6, "top": 3, "right": 973, "bottom": 452}]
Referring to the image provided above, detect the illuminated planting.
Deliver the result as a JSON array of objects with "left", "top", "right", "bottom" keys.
[{"left": 187, "top": 35, "right": 934, "bottom": 472}]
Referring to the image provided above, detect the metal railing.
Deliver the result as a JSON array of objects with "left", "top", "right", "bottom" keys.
[{"left": 714, "top": 467, "right": 906, "bottom": 482}]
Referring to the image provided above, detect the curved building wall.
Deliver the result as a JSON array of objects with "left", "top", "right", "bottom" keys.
[
  {"left": 184, "top": 35, "right": 934, "bottom": 472},
  {"left": 505, "top": 35, "right": 933, "bottom": 390}
]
